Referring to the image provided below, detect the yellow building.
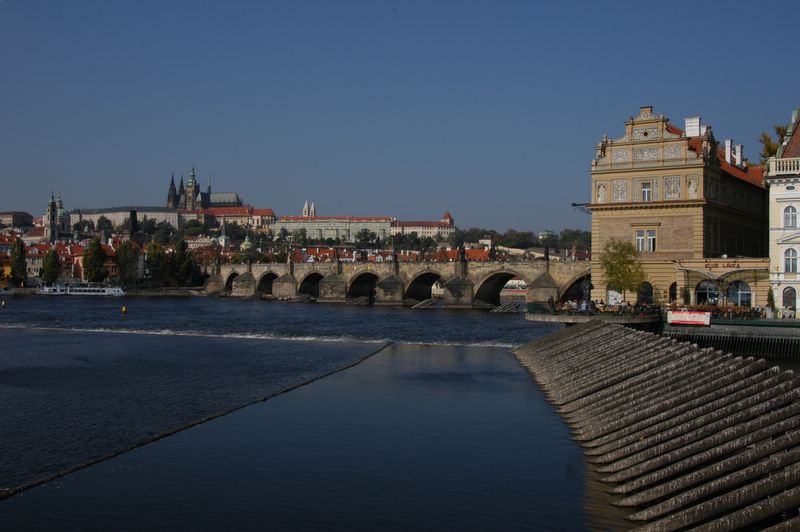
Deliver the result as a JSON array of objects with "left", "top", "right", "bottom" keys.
[{"left": 588, "top": 106, "right": 768, "bottom": 307}]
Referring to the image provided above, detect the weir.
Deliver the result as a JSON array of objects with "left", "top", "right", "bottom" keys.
[{"left": 513, "top": 321, "right": 800, "bottom": 530}]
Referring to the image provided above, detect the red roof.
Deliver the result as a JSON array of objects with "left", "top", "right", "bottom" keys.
[
  {"left": 441, "top": 211, "right": 452, "bottom": 220},
  {"left": 393, "top": 221, "right": 453, "bottom": 228},
  {"left": 783, "top": 116, "right": 800, "bottom": 159},
  {"left": 685, "top": 133, "right": 764, "bottom": 188},
  {"left": 252, "top": 208, "right": 275, "bottom": 217},
  {"left": 198, "top": 207, "right": 253, "bottom": 216},
  {"left": 280, "top": 216, "right": 393, "bottom": 222}
]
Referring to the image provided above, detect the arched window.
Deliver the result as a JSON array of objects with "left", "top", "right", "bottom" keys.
[
  {"left": 696, "top": 281, "right": 719, "bottom": 305},
  {"left": 637, "top": 282, "right": 654, "bottom": 305},
  {"left": 784, "top": 287, "right": 797, "bottom": 310},
  {"left": 785, "top": 249, "right": 798, "bottom": 273},
  {"left": 785, "top": 206, "right": 798, "bottom": 228},
  {"left": 727, "top": 281, "right": 751, "bottom": 307},
  {"left": 668, "top": 282, "right": 678, "bottom": 303}
]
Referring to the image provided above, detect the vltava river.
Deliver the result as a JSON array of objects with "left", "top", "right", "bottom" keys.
[{"left": 0, "top": 297, "right": 624, "bottom": 530}]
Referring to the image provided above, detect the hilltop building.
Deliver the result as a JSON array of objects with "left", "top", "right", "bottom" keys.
[
  {"left": 167, "top": 167, "right": 242, "bottom": 211},
  {"left": 588, "top": 106, "right": 768, "bottom": 306},
  {"left": 390, "top": 211, "right": 456, "bottom": 240},
  {"left": 765, "top": 107, "right": 800, "bottom": 311},
  {"left": 0, "top": 212, "right": 33, "bottom": 228}
]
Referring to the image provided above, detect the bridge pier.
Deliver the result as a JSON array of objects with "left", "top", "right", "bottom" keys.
[
  {"left": 375, "top": 275, "right": 404, "bottom": 305},
  {"left": 317, "top": 274, "right": 347, "bottom": 303},
  {"left": 442, "top": 277, "right": 475, "bottom": 308},
  {"left": 273, "top": 274, "right": 297, "bottom": 299},
  {"left": 231, "top": 272, "right": 256, "bottom": 298}
]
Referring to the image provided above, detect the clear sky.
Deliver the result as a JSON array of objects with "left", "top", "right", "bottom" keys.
[{"left": 1, "top": 0, "right": 798, "bottom": 232}]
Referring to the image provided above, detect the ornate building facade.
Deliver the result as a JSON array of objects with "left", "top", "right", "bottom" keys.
[
  {"left": 765, "top": 107, "right": 800, "bottom": 311},
  {"left": 588, "top": 106, "right": 768, "bottom": 306},
  {"left": 167, "top": 167, "right": 243, "bottom": 211}
]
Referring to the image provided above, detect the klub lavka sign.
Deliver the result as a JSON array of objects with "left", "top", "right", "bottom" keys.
[{"left": 667, "top": 310, "right": 711, "bottom": 326}]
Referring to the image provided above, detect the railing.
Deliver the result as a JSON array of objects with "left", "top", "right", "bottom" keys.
[
  {"left": 527, "top": 302, "right": 661, "bottom": 317},
  {"left": 768, "top": 157, "right": 800, "bottom": 176}
]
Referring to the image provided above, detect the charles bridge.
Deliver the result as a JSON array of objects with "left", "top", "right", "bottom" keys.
[{"left": 208, "top": 258, "right": 590, "bottom": 308}]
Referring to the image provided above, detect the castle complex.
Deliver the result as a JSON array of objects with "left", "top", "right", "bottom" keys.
[{"left": 166, "top": 167, "right": 242, "bottom": 211}]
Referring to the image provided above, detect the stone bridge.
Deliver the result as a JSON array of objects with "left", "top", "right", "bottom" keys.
[{"left": 210, "top": 259, "right": 590, "bottom": 308}]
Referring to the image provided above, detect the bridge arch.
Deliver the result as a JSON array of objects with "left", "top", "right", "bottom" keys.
[
  {"left": 560, "top": 272, "right": 591, "bottom": 302},
  {"left": 298, "top": 272, "right": 324, "bottom": 298},
  {"left": 223, "top": 271, "right": 240, "bottom": 293},
  {"left": 474, "top": 269, "right": 527, "bottom": 306},
  {"left": 405, "top": 270, "right": 447, "bottom": 301},
  {"left": 256, "top": 271, "right": 280, "bottom": 296},
  {"left": 347, "top": 272, "right": 380, "bottom": 300}
]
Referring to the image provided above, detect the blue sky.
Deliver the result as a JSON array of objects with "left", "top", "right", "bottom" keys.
[{"left": 1, "top": 0, "right": 798, "bottom": 232}]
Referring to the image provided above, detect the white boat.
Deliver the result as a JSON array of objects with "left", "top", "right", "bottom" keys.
[{"left": 38, "top": 283, "right": 125, "bottom": 296}]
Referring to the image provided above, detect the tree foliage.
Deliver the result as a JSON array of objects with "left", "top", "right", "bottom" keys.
[
  {"left": 600, "top": 239, "right": 645, "bottom": 301},
  {"left": 558, "top": 228, "right": 591, "bottom": 250},
  {"left": 140, "top": 217, "right": 157, "bottom": 235},
  {"left": 115, "top": 240, "right": 141, "bottom": 285},
  {"left": 759, "top": 125, "right": 788, "bottom": 165},
  {"left": 41, "top": 249, "right": 61, "bottom": 285},
  {"left": 73, "top": 219, "right": 95, "bottom": 235},
  {"left": 152, "top": 222, "right": 176, "bottom": 245},
  {"left": 145, "top": 241, "right": 168, "bottom": 284},
  {"left": 171, "top": 238, "right": 195, "bottom": 285},
  {"left": 82, "top": 239, "right": 107, "bottom": 282},
  {"left": 498, "top": 229, "right": 537, "bottom": 249},
  {"left": 96, "top": 216, "right": 113, "bottom": 232},
  {"left": 10, "top": 238, "right": 27, "bottom": 287}
]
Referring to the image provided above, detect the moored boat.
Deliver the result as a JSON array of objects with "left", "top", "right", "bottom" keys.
[{"left": 38, "top": 283, "right": 125, "bottom": 296}]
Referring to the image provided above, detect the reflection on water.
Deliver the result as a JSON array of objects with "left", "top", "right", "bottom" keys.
[{"left": 1, "top": 344, "right": 594, "bottom": 531}]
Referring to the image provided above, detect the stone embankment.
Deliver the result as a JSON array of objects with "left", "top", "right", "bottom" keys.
[{"left": 513, "top": 321, "right": 800, "bottom": 530}]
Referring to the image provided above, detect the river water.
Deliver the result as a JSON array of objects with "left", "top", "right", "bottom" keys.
[{"left": 0, "top": 297, "right": 624, "bottom": 530}]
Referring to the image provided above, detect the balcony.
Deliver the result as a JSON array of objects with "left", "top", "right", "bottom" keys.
[{"left": 768, "top": 157, "right": 800, "bottom": 176}]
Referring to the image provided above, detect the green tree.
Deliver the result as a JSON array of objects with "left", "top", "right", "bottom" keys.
[
  {"left": 153, "top": 222, "right": 175, "bottom": 245},
  {"left": 292, "top": 228, "right": 308, "bottom": 246},
  {"left": 356, "top": 229, "right": 377, "bottom": 248},
  {"left": 181, "top": 219, "right": 205, "bottom": 237},
  {"left": 82, "top": 239, "right": 107, "bottom": 282},
  {"left": 558, "top": 228, "right": 591, "bottom": 250},
  {"left": 73, "top": 219, "right": 95, "bottom": 235},
  {"left": 115, "top": 240, "right": 141, "bottom": 285},
  {"left": 171, "top": 238, "right": 194, "bottom": 285},
  {"left": 10, "top": 238, "right": 27, "bottom": 287},
  {"left": 600, "top": 239, "right": 646, "bottom": 302},
  {"left": 96, "top": 216, "right": 113, "bottom": 232},
  {"left": 759, "top": 125, "right": 788, "bottom": 165},
  {"left": 767, "top": 287, "right": 776, "bottom": 312},
  {"left": 145, "top": 241, "right": 168, "bottom": 284},
  {"left": 498, "top": 229, "right": 537, "bottom": 249},
  {"left": 140, "top": 217, "right": 157, "bottom": 235},
  {"left": 41, "top": 248, "right": 61, "bottom": 285}
]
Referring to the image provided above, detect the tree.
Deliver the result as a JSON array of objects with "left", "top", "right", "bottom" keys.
[
  {"left": 115, "top": 240, "right": 141, "bottom": 285},
  {"left": 600, "top": 239, "right": 645, "bottom": 302},
  {"left": 767, "top": 287, "right": 776, "bottom": 312},
  {"left": 10, "top": 238, "right": 27, "bottom": 287},
  {"left": 356, "top": 229, "right": 377, "bottom": 248},
  {"left": 82, "top": 239, "right": 107, "bottom": 282},
  {"left": 171, "top": 238, "right": 194, "bottom": 285},
  {"left": 558, "top": 228, "right": 591, "bottom": 251},
  {"left": 498, "top": 229, "right": 537, "bottom": 249},
  {"left": 73, "top": 219, "right": 95, "bottom": 235},
  {"left": 759, "top": 125, "right": 788, "bottom": 165},
  {"left": 292, "top": 228, "right": 308, "bottom": 246},
  {"left": 96, "top": 216, "right": 113, "bottom": 232},
  {"left": 145, "top": 241, "right": 168, "bottom": 284},
  {"left": 41, "top": 249, "right": 61, "bottom": 285},
  {"left": 140, "top": 217, "right": 157, "bottom": 235},
  {"left": 181, "top": 219, "right": 205, "bottom": 237},
  {"left": 152, "top": 222, "right": 175, "bottom": 245}
]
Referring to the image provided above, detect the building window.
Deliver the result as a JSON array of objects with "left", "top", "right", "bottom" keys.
[
  {"left": 641, "top": 182, "right": 652, "bottom": 202},
  {"left": 785, "top": 206, "right": 797, "bottom": 228},
  {"left": 637, "top": 282, "right": 654, "bottom": 305},
  {"left": 727, "top": 281, "right": 751, "bottom": 307},
  {"left": 785, "top": 248, "right": 798, "bottom": 273},
  {"left": 784, "top": 287, "right": 797, "bottom": 310},
  {"left": 696, "top": 281, "right": 719, "bottom": 305},
  {"left": 636, "top": 229, "right": 656, "bottom": 252}
]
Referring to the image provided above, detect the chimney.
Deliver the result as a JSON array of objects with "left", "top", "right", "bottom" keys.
[
  {"left": 725, "top": 139, "right": 733, "bottom": 164},
  {"left": 640, "top": 105, "right": 653, "bottom": 116},
  {"left": 734, "top": 144, "right": 744, "bottom": 167},
  {"left": 685, "top": 116, "right": 702, "bottom": 137}
]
